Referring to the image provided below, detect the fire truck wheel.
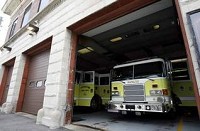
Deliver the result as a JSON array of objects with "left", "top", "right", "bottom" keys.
[{"left": 90, "top": 96, "right": 101, "bottom": 111}]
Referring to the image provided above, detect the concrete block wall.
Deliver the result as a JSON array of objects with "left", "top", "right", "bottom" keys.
[
  {"left": 178, "top": 0, "right": 200, "bottom": 94},
  {"left": 0, "top": 0, "right": 117, "bottom": 129}
]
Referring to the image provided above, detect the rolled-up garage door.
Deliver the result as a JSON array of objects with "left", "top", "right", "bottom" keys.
[{"left": 22, "top": 50, "right": 50, "bottom": 114}]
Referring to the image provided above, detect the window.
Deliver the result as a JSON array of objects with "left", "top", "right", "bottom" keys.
[
  {"left": 112, "top": 66, "right": 133, "bottom": 81},
  {"left": 36, "top": 80, "right": 43, "bottom": 88},
  {"left": 21, "top": 4, "right": 32, "bottom": 27},
  {"left": 83, "top": 72, "right": 93, "bottom": 82},
  {"left": 9, "top": 18, "right": 18, "bottom": 38},
  {"left": 134, "top": 62, "right": 164, "bottom": 79},
  {"left": 171, "top": 60, "right": 190, "bottom": 81},
  {"left": 29, "top": 81, "right": 36, "bottom": 88},
  {"left": 38, "top": 0, "right": 49, "bottom": 11},
  {"left": 100, "top": 77, "right": 109, "bottom": 85}
]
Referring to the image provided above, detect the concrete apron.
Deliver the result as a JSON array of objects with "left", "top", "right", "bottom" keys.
[
  {"left": 0, "top": 112, "right": 99, "bottom": 131},
  {"left": 72, "top": 111, "right": 200, "bottom": 131},
  {"left": 1, "top": 111, "right": 199, "bottom": 131}
]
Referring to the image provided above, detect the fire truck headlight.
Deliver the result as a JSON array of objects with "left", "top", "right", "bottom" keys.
[
  {"left": 150, "top": 90, "right": 162, "bottom": 96},
  {"left": 112, "top": 91, "right": 119, "bottom": 96},
  {"left": 157, "top": 105, "right": 162, "bottom": 111},
  {"left": 157, "top": 97, "right": 165, "bottom": 103}
]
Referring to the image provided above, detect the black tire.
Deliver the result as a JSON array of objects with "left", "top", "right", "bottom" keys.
[
  {"left": 90, "top": 98, "right": 98, "bottom": 111},
  {"left": 90, "top": 96, "right": 102, "bottom": 111}
]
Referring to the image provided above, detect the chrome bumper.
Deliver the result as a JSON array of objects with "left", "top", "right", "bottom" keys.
[{"left": 108, "top": 101, "right": 172, "bottom": 113}]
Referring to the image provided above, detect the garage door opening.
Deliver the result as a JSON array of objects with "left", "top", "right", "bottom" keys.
[
  {"left": 22, "top": 50, "right": 50, "bottom": 115},
  {"left": 0, "top": 58, "right": 15, "bottom": 105},
  {"left": 16, "top": 37, "right": 52, "bottom": 114},
  {"left": 69, "top": 0, "right": 198, "bottom": 126}
]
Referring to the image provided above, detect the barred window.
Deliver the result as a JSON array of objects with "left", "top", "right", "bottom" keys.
[{"left": 9, "top": 18, "right": 18, "bottom": 38}]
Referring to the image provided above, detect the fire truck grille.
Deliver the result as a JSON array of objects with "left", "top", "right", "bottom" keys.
[{"left": 124, "top": 84, "right": 145, "bottom": 102}]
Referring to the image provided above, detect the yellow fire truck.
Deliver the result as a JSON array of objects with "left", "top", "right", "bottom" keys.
[
  {"left": 107, "top": 58, "right": 196, "bottom": 115},
  {"left": 74, "top": 71, "right": 110, "bottom": 110},
  {"left": 170, "top": 58, "right": 196, "bottom": 107}
]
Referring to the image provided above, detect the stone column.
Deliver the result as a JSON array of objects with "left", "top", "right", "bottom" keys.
[
  {"left": 1, "top": 54, "right": 26, "bottom": 113},
  {"left": 36, "top": 29, "right": 72, "bottom": 129}
]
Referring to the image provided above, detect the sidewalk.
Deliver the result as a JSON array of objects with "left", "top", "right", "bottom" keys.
[{"left": 0, "top": 112, "right": 99, "bottom": 131}]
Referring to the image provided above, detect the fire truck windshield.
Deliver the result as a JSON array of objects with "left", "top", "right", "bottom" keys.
[
  {"left": 112, "top": 66, "right": 133, "bottom": 81},
  {"left": 112, "top": 61, "right": 165, "bottom": 81},
  {"left": 134, "top": 61, "right": 165, "bottom": 79}
]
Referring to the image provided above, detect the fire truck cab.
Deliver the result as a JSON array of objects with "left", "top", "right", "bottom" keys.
[
  {"left": 108, "top": 58, "right": 174, "bottom": 115},
  {"left": 74, "top": 71, "right": 110, "bottom": 110}
]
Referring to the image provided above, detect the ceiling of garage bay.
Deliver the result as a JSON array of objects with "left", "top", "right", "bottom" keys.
[{"left": 76, "top": 0, "right": 186, "bottom": 73}]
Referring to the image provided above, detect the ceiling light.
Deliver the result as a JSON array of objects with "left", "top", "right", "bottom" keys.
[
  {"left": 172, "top": 69, "right": 188, "bottom": 73},
  {"left": 171, "top": 58, "right": 187, "bottom": 63},
  {"left": 174, "top": 75, "right": 188, "bottom": 78},
  {"left": 153, "top": 24, "right": 160, "bottom": 30},
  {"left": 171, "top": 21, "right": 175, "bottom": 25},
  {"left": 78, "top": 47, "right": 94, "bottom": 54},
  {"left": 110, "top": 37, "right": 122, "bottom": 42}
]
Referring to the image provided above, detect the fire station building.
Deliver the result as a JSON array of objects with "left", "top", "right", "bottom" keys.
[{"left": 0, "top": 0, "right": 200, "bottom": 129}]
